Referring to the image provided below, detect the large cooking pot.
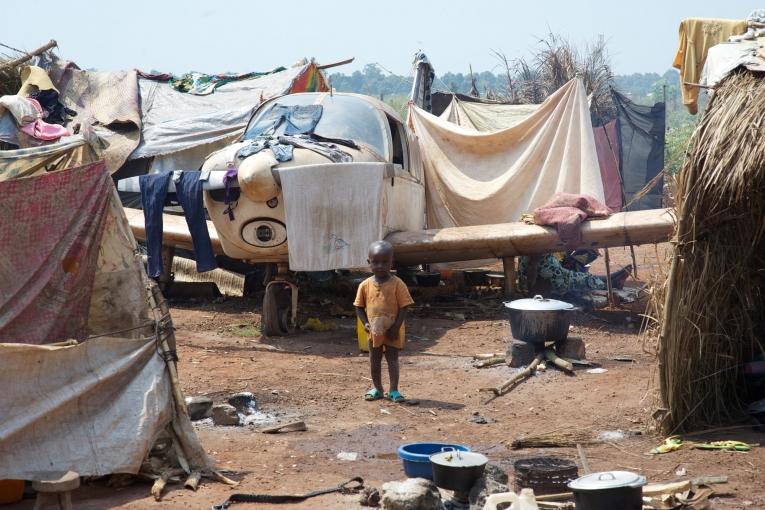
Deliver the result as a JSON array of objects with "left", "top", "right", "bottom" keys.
[
  {"left": 430, "top": 448, "right": 488, "bottom": 493},
  {"left": 504, "top": 295, "right": 574, "bottom": 344},
  {"left": 568, "top": 470, "right": 646, "bottom": 510}
]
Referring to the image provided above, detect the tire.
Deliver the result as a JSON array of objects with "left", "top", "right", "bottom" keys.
[{"left": 262, "top": 282, "right": 293, "bottom": 336}]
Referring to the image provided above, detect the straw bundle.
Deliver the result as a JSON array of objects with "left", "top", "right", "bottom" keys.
[{"left": 655, "top": 71, "right": 765, "bottom": 433}]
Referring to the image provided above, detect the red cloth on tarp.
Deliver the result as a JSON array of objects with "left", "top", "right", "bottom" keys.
[
  {"left": 0, "top": 161, "right": 112, "bottom": 344},
  {"left": 533, "top": 192, "right": 611, "bottom": 247},
  {"left": 593, "top": 120, "right": 623, "bottom": 211}
]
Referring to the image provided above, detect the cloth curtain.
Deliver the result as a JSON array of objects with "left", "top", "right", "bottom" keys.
[{"left": 410, "top": 78, "right": 604, "bottom": 229}]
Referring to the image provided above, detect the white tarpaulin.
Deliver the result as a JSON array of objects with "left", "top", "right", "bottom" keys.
[
  {"left": 280, "top": 163, "right": 385, "bottom": 271},
  {"left": 410, "top": 78, "right": 604, "bottom": 229},
  {"left": 0, "top": 337, "right": 172, "bottom": 478},
  {"left": 132, "top": 66, "right": 308, "bottom": 159},
  {"left": 440, "top": 98, "right": 539, "bottom": 131}
]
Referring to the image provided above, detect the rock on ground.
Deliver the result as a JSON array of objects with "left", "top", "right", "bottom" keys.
[
  {"left": 381, "top": 478, "right": 443, "bottom": 510},
  {"left": 469, "top": 463, "right": 509, "bottom": 510},
  {"left": 185, "top": 396, "right": 213, "bottom": 421},
  {"left": 212, "top": 403, "right": 241, "bottom": 426},
  {"left": 228, "top": 392, "right": 257, "bottom": 413}
]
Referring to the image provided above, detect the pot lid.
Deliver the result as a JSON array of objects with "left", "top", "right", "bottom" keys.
[
  {"left": 504, "top": 295, "right": 574, "bottom": 311},
  {"left": 430, "top": 449, "right": 488, "bottom": 468},
  {"left": 568, "top": 471, "right": 647, "bottom": 491}
]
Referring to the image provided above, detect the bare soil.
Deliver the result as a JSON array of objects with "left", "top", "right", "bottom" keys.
[{"left": 9, "top": 245, "right": 764, "bottom": 509}]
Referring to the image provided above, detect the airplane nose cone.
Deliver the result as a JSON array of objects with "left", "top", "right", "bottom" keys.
[{"left": 238, "top": 153, "right": 280, "bottom": 202}]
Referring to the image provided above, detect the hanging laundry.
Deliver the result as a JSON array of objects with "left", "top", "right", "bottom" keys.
[
  {"left": 672, "top": 18, "right": 748, "bottom": 114},
  {"left": 169, "top": 68, "right": 287, "bottom": 95},
  {"left": 243, "top": 104, "right": 324, "bottom": 139},
  {"left": 277, "top": 135, "right": 353, "bottom": 163},
  {"left": 533, "top": 192, "right": 611, "bottom": 247},
  {"left": 139, "top": 171, "right": 217, "bottom": 277},
  {"left": 29, "top": 90, "right": 77, "bottom": 125},
  {"left": 18, "top": 99, "right": 70, "bottom": 141},
  {"left": 0, "top": 95, "right": 40, "bottom": 125}
]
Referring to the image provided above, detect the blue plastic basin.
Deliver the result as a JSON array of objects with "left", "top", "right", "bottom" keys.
[{"left": 397, "top": 442, "right": 470, "bottom": 480}]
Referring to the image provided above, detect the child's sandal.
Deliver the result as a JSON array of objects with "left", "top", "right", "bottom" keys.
[
  {"left": 364, "top": 388, "right": 382, "bottom": 401},
  {"left": 387, "top": 390, "right": 406, "bottom": 403}
]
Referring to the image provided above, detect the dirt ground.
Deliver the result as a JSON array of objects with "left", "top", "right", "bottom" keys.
[{"left": 9, "top": 245, "right": 764, "bottom": 509}]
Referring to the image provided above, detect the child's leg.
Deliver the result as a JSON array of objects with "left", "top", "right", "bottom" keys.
[
  {"left": 369, "top": 346, "right": 385, "bottom": 393},
  {"left": 383, "top": 346, "right": 400, "bottom": 392}
]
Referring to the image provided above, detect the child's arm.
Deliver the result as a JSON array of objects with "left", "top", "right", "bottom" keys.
[
  {"left": 386, "top": 305, "right": 410, "bottom": 340},
  {"left": 356, "top": 306, "right": 370, "bottom": 332}
]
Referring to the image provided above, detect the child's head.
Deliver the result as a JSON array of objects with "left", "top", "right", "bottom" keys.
[{"left": 368, "top": 240, "right": 394, "bottom": 277}]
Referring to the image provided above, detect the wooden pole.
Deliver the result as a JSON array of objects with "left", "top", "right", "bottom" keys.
[
  {"left": 0, "top": 40, "right": 57, "bottom": 71},
  {"left": 604, "top": 248, "right": 615, "bottom": 307},
  {"left": 502, "top": 256, "right": 516, "bottom": 297}
]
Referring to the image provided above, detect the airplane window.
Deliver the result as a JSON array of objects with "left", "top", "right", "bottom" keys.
[
  {"left": 243, "top": 94, "right": 389, "bottom": 159},
  {"left": 387, "top": 116, "right": 406, "bottom": 169}
]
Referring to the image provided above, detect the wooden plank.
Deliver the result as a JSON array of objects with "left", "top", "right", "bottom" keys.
[
  {"left": 387, "top": 209, "right": 674, "bottom": 265},
  {"left": 123, "top": 207, "right": 224, "bottom": 255},
  {"left": 502, "top": 257, "right": 516, "bottom": 296}
]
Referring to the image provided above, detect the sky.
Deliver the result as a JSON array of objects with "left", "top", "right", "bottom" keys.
[{"left": 3, "top": 1, "right": 759, "bottom": 77}]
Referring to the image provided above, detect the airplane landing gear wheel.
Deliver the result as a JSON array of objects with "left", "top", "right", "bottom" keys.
[{"left": 262, "top": 281, "right": 295, "bottom": 336}]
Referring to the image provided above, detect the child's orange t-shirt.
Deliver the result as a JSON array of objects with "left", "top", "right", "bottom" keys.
[{"left": 353, "top": 275, "right": 414, "bottom": 349}]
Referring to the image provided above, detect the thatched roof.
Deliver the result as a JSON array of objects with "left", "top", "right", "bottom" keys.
[{"left": 654, "top": 69, "right": 765, "bottom": 433}]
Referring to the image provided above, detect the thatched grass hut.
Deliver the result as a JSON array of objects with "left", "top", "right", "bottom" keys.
[{"left": 655, "top": 70, "right": 765, "bottom": 433}]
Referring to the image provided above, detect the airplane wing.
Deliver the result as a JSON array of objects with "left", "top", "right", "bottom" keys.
[
  {"left": 123, "top": 206, "right": 674, "bottom": 265},
  {"left": 388, "top": 209, "right": 675, "bottom": 265}
]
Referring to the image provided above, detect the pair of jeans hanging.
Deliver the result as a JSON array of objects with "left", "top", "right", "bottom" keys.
[{"left": 140, "top": 171, "right": 217, "bottom": 278}]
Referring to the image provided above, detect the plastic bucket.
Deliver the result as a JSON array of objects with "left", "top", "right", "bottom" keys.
[{"left": 397, "top": 443, "right": 469, "bottom": 480}]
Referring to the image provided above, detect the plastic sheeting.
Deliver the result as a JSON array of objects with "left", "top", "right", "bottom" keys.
[
  {"left": 0, "top": 135, "right": 97, "bottom": 181},
  {"left": 593, "top": 120, "right": 623, "bottom": 211},
  {"left": 0, "top": 161, "right": 208, "bottom": 479},
  {"left": 410, "top": 78, "right": 604, "bottom": 229},
  {"left": 48, "top": 57, "right": 142, "bottom": 173},
  {"left": 612, "top": 90, "right": 665, "bottom": 210},
  {"left": 280, "top": 163, "right": 385, "bottom": 271},
  {"left": 0, "top": 336, "right": 172, "bottom": 479},
  {"left": 132, "top": 65, "right": 319, "bottom": 160},
  {"left": 440, "top": 98, "right": 539, "bottom": 131}
]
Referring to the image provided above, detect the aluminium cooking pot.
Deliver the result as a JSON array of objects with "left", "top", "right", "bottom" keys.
[
  {"left": 429, "top": 448, "right": 488, "bottom": 493},
  {"left": 504, "top": 295, "right": 574, "bottom": 344},
  {"left": 567, "top": 470, "right": 646, "bottom": 510}
]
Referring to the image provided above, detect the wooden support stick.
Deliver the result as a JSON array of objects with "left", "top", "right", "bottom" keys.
[
  {"left": 544, "top": 349, "right": 574, "bottom": 372},
  {"left": 151, "top": 469, "right": 184, "bottom": 501},
  {"left": 628, "top": 244, "right": 639, "bottom": 279},
  {"left": 208, "top": 471, "right": 239, "bottom": 486},
  {"left": 490, "top": 352, "right": 544, "bottom": 395},
  {"left": 576, "top": 443, "right": 591, "bottom": 474},
  {"left": 184, "top": 471, "right": 202, "bottom": 491},
  {"left": 604, "top": 248, "right": 615, "bottom": 307},
  {"left": 261, "top": 420, "right": 307, "bottom": 434},
  {"left": 475, "top": 356, "right": 506, "bottom": 368},
  {"left": 0, "top": 40, "right": 57, "bottom": 71},
  {"left": 502, "top": 256, "right": 516, "bottom": 297}
]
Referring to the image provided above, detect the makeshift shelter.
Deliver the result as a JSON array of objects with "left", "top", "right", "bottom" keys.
[
  {"left": 410, "top": 78, "right": 604, "bottom": 229},
  {"left": 656, "top": 69, "right": 765, "bottom": 432},
  {"left": 0, "top": 161, "right": 211, "bottom": 480},
  {"left": 434, "top": 88, "right": 665, "bottom": 213},
  {"left": 124, "top": 63, "right": 328, "bottom": 176},
  {"left": 610, "top": 89, "right": 665, "bottom": 210}
]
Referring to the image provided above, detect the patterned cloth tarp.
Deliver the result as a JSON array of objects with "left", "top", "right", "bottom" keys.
[
  {"left": 0, "top": 161, "right": 112, "bottom": 343},
  {"left": 0, "top": 160, "right": 210, "bottom": 479}
]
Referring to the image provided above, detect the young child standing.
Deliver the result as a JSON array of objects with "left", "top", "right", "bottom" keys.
[{"left": 354, "top": 240, "right": 414, "bottom": 402}]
